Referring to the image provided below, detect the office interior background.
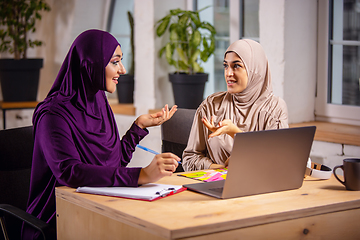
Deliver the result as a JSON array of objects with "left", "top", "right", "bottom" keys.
[{"left": 0, "top": 0, "right": 359, "bottom": 170}]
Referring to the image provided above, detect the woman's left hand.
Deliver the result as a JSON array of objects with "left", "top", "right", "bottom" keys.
[
  {"left": 135, "top": 104, "right": 177, "bottom": 129},
  {"left": 202, "top": 116, "right": 242, "bottom": 138}
]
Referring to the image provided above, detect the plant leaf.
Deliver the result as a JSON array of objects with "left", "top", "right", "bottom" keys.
[
  {"left": 190, "top": 30, "right": 201, "bottom": 48},
  {"left": 178, "top": 14, "right": 188, "bottom": 27},
  {"left": 200, "top": 38, "right": 209, "bottom": 62},
  {"left": 192, "top": 62, "right": 203, "bottom": 73},
  {"left": 169, "top": 28, "right": 178, "bottom": 43},
  {"left": 178, "top": 60, "right": 189, "bottom": 71},
  {"left": 201, "top": 22, "right": 216, "bottom": 34},
  {"left": 176, "top": 47, "right": 187, "bottom": 64},
  {"left": 165, "top": 42, "right": 174, "bottom": 65},
  {"left": 155, "top": 6, "right": 216, "bottom": 72},
  {"left": 189, "top": 49, "right": 200, "bottom": 64},
  {"left": 156, "top": 16, "right": 170, "bottom": 37},
  {"left": 170, "top": 8, "right": 184, "bottom": 16},
  {"left": 209, "top": 35, "right": 216, "bottom": 53},
  {"left": 159, "top": 46, "right": 166, "bottom": 57},
  {"left": 189, "top": 12, "right": 201, "bottom": 27}
]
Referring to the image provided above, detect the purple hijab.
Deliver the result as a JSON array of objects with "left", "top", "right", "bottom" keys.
[{"left": 23, "top": 29, "right": 147, "bottom": 239}]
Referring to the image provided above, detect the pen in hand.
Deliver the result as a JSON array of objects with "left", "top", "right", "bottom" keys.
[{"left": 136, "top": 144, "right": 181, "bottom": 164}]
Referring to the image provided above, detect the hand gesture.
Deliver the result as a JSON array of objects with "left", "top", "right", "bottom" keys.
[
  {"left": 202, "top": 116, "right": 242, "bottom": 138},
  {"left": 138, "top": 153, "right": 180, "bottom": 184},
  {"left": 135, "top": 104, "right": 177, "bottom": 129}
]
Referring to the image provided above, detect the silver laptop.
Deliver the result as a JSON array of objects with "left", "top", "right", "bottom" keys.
[{"left": 183, "top": 126, "right": 316, "bottom": 199}]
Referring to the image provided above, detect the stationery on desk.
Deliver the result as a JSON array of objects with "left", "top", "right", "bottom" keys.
[
  {"left": 76, "top": 144, "right": 186, "bottom": 202},
  {"left": 76, "top": 183, "right": 186, "bottom": 201},
  {"left": 136, "top": 144, "right": 182, "bottom": 164},
  {"left": 180, "top": 168, "right": 228, "bottom": 182}
]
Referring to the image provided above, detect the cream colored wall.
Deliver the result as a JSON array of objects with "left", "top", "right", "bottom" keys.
[
  {"left": 259, "top": 0, "right": 317, "bottom": 124},
  {"left": 33, "top": 0, "right": 110, "bottom": 101}
]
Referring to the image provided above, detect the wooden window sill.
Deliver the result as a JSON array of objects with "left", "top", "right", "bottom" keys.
[
  {"left": 109, "top": 104, "right": 159, "bottom": 116},
  {"left": 290, "top": 121, "right": 360, "bottom": 147},
  {"left": 110, "top": 103, "right": 136, "bottom": 116},
  {"left": 0, "top": 101, "right": 39, "bottom": 109}
]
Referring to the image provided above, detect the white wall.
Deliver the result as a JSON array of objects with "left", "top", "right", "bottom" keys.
[
  {"left": 259, "top": 0, "right": 286, "bottom": 100},
  {"left": 134, "top": 0, "right": 157, "bottom": 115},
  {"left": 284, "top": 0, "right": 317, "bottom": 123},
  {"left": 259, "top": 0, "right": 317, "bottom": 124},
  {"left": 311, "top": 141, "right": 360, "bottom": 173}
]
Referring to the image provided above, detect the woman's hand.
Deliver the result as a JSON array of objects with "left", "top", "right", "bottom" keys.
[
  {"left": 202, "top": 116, "right": 242, "bottom": 138},
  {"left": 138, "top": 153, "right": 180, "bottom": 185},
  {"left": 209, "top": 157, "right": 230, "bottom": 169},
  {"left": 135, "top": 104, "right": 177, "bottom": 129},
  {"left": 209, "top": 163, "right": 225, "bottom": 169}
]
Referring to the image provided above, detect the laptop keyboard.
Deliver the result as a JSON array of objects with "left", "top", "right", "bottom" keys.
[{"left": 210, "top": 187, "right": 224, "bottom": 193}]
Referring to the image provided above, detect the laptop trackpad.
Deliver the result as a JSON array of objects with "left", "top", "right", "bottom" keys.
[{"left": 183, "top": 180, "right": 225, "bottom": 199}]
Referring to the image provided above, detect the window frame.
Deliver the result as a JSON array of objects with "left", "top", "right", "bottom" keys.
[{"left": 316, "top": 0, "right": 360, "bottom": 126}]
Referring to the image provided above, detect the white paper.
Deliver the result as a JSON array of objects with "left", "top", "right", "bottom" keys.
[{"left": 76, "top": 183, "right": 183, "bottom": 201}]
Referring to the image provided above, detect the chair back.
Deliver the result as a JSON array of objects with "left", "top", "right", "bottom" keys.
[
  {"left": 0, "top": 126, "right": 34, "bottom": 239},
  {"left": 161, "top": 108, "right": 196, "bottom": 172}
]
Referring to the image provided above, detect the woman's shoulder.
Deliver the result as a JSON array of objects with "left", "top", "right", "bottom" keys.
[
  {"left": 260, "top": 95, "right": 288, "bottom": 118},
  {"left": 206, "top": 91, "right": 228, "bottom": 100},
  {"left": 33, "top": 95, "right": 73, "bottom": 125},
  {"left": 197, "top": 92, "right": 226, "bottom": 112},
  {"left": 198, "top": 91, "right": 228, "bottom": 108},
  {"left": 270, "top": 95, "right": 288, "bottom": 109}
]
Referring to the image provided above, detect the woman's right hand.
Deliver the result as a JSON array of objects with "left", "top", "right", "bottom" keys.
[{"left": 138, "top": 153, "right": 180, "bottom": 185}]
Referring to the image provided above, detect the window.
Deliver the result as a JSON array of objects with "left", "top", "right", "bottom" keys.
[
  {"left": 330, "top": 0, "right": 360, "bottom": 106},
  {"left": 107, "top": 0, "right": 134, "bottom": 72},
  {"left": 195, "top": 0, "right": 259, "bottom": 96},
  {"left": 316, "top": 0, "right": 360, "bottom": 125}
]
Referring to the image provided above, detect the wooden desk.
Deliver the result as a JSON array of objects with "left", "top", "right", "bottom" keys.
[
  {"left": 0, "top": 101, "right": 38, "bottom": 129},
  {"left": 56, "top": 174, "right": 360, "bottom": 239}
]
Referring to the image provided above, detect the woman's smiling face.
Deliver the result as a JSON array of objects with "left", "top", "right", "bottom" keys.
[
  {"left": 105, "top": 45, "right": 126, "bottom": 93},
  {"left": 223, "top": 51, "right": 248, "bottom": 94}
]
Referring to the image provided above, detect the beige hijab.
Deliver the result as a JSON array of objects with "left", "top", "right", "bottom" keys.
[{"left": 182, "top": 39, "right": 289, "bottom": 171}]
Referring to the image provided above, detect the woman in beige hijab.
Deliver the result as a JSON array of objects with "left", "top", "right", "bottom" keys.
[{"left": 182, "top": 39, "right": 288, "bottom": 171}]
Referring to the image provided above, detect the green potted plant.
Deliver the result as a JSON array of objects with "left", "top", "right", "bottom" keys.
[
  {"left": 156, "top": 7, "right": 216, "bottom": 109},
  {"left": 116, "top": 11, "right": 134, "bottom": 104},
  {"left": 0, "top": 0, "right": 51, "bottom": 102}
]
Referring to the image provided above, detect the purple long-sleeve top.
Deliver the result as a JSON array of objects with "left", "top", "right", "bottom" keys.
[
  {"left": 24, "top": 114, "right": 147, "bottom": 235},
  {"left": 22, "top": 29, "right": 147, "bottom": 240}
]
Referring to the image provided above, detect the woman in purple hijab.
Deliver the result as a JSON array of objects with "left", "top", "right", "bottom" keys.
[{"left": 22, "top": 29, "right": 179, "bottom": 239}]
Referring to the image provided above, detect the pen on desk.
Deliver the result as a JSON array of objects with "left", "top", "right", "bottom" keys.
[{"left": 136, "top": 144, "right": 181, "bottom": 164}]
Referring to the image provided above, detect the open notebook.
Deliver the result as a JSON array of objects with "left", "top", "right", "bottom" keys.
[{"left": 76, "top": 183, "right": 185, "bottom": 201}]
